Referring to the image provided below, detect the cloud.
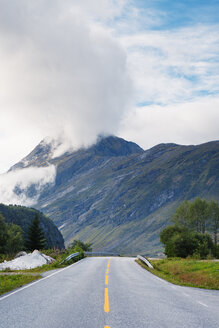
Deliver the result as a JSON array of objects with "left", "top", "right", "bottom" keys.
[
  {"left": 119, "top": 24, "right": 219, "bottom": 105},
  {"left": 0, "top": 165, "right": 56, "bottom": 206},
  {"left": 0, "top": 0, "right": 133, "bottom": 172},
  {"left": 119, "top": 96, "right": 219, "bottom": 150},
  {"left": 0, "top": 0, "right": 218, "bottom": 210}
]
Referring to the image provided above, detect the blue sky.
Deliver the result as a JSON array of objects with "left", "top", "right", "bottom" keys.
[
  {"left": 107, "top": 0, "right": 219, "bottom": 106},
  {"left": 131, "top": 0, "right": 219, "bottom": 29}
]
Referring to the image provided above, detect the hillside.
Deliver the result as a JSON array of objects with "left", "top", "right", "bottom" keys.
[
  {"left": 0, "top": 204, "right": 64, "bottom": 249},
  {"left": 9, "top": 136, "right": 219, "bottom": 256}
]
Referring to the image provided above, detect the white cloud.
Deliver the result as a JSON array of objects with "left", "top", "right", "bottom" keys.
[
  {"left": 0, "top": 0, "right": 133, "bottom": 172},
  {"left": 0, "top": 166, "right": 56, "bottom": 206},
  {"left": 0, "top": 0, "right": 218, "bottom": 200},
  {"left": 119, "top": 25, "right": 219, "bottom": 104},
  {"left": 119, "top": 96, "right": 219, "bottom": 150}
]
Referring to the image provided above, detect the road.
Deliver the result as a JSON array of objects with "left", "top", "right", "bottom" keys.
[{"left": 0, "top": 257, "right": 219, "bottom": 328}]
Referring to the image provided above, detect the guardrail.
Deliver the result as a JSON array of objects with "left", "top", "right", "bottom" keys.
[
  {"left": 137, "top": 255, "right": 154, "bottom": 269},
  {"left": 60, "top": 252, "right": 80, "bottom": 264},
  {"left": 84, "top": 252, "right": 120, "bottom": 257},
  {"left": 60, "top": 251, "right": 121, "bottom": 265}
]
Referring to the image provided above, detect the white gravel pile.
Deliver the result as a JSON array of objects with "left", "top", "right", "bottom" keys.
[{"left": 0, "top": 250, "right": 54, "bottom": 270}]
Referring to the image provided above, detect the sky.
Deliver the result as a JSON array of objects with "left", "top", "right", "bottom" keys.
[{"left": 0, "top": 0, "right": 218, "bottom": 177}]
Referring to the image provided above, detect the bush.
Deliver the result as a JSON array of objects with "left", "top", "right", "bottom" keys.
[
  {"left": 160, "top": 225, "right": 214, "bottom": 258},
  {"left": 165, "top": 232, "right": 198, "bottom": 258},
  {"left": 68, "top": 240, "right": 92, "bottom": 252}
]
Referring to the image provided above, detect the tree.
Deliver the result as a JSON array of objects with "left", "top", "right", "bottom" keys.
[
  {"left": 171, "top": 198, "right": 209, "bottom": 233},
  {"left": 171, "top": 201, "right": 192, "bottom": 229},
  {"left": 0, "top": 213, "right": 24, "bottom": 254},
  {"left": 194, "top": 233, "right": 214, "bottom": 258},
  {"left": 190, "top": 198, "right": 208, "bottom": 233},
  {"left": 160, "top": 224, "right": 214, "bottom": 258},
  {"left": 26, "top": 215, "right": 46, "bottom": 251},
  {"left": 69, "top": 240, "right": 92, "bottom": 252},
  {"left": 164, "top": 231, "right": 199, "bottom": 258},
  {"left": 0, "top": 213, "right": 8, "bottom": 253},
  {"left": 6, "top": 224, "right": 24, "bottom": 254},
  {"left": 208, "top": 200, "right": 219, "bottom": 245},
  {"left": 162, "top": 199, "right": 219, "bottom": 258},
  {"left": 160, "top": 224, "right": 187, "bottom": 245}
]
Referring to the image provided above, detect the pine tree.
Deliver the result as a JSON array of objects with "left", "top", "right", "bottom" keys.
[{"left": 26, "top": 214, "right": 46, "bottom": 251}]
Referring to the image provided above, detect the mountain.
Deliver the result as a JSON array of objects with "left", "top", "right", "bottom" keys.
[
  {"left": 9, "top": 136, "right": 219, "bottom": 256},
  {"left": 0, "top": 204, "right": 65, "bottom": 249}
]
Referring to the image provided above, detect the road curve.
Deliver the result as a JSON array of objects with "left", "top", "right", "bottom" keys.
[{"left": 0, "top": 257, "right": 219, "bottom": 328}]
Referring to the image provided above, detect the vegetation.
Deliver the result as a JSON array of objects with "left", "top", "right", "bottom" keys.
[
  {"left": 0, "top": 274, "right": 40, "bottom": 295},
  {"left": 137, "top": 258, "right": 219, "bottom": 290},
  {"left": 160, "top": 198, "right": 219, "bottom": 258},
  {"left": 0, "top": 244, "right": 85, "bottom": 295},
  {"left": 68, "top": 240, "right": 92, "bottom": 252},
  {"left": 25, "top": 215, "right": 46, "bottom": 251},
  {"left": 0, "top": 214, "right": 24, "bottom": 255},
  {"left": 0, "top": 203, "right": 64, "bottom": 249},
  {"left": 171, "top": 198, "right": 219, "bottom": 242}
]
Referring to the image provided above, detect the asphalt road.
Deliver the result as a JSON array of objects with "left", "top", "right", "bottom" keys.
[{"left": 0, "top": 257, "right": 219, "bottom": 328}]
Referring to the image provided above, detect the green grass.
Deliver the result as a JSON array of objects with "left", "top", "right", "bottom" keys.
[
  {"left": 0, "top": 274, "right": 40, "bottom": 295},
  {"left": 137, "top": 258, "right": 219, "bottom": 290}
]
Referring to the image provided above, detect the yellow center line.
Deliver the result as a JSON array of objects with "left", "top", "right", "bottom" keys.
[
  {"left": 104, "top": 326, "right": 111, "bottom": 328},
  {"left": 104, "top": 288, "right": 109, "bottom": 312},
  {"left": 106, "top": 268, "right": 109, "bottom": 274},
  {"left": 105, "top": 275, "right": 109, "bottom": 285}
]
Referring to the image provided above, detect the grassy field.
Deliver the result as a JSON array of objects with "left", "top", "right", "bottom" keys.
[
  {"left": 137, "top": 258, "right": 219, "bottom": 290},
  {"left": 0, "top": 274, "right": 40, "bottom": 295}
]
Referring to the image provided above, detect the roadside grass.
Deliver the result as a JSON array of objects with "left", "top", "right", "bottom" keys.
[
  {"left": 137, "top": 258, "right": 219, "bottom": 290},
  {"left": 0, "top": 274, "right": 40, "bottom": 295}
]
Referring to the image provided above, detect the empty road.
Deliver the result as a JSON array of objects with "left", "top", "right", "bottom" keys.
[{"left": 0, "top": 257, "right": 219, "bottom": 328}]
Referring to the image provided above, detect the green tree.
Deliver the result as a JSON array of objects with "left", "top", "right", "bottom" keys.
[
  {"left": 194, "top": 233, "right": 214, "bottom": 258},
  {"left": 165, "top": 231, "right": 199, "bottom": 258},
  {"left": 160, "top": 224, "right": 187, "bottom": 244},
  {"left": 26, "top": 215, "right": 46, "bottom": 251},
  {"left": 171, "top": 198, "right": 209, "bottom": 233},
  {"left": 171, "top": 201, "right": 192, "bottom": 229},
  {"left": 208, "top": 200, "right": 219, "bottom": 245},
  {"left": 160, "top": 224, "right": 214, "bottom": 258},
  {"left": 69, "top": 239, "right": 92, "bottom": 252},
  {"left": 190, "top": 198, "right": 208, "bottom": 233},
  {"left": 0, "top": 213, "right": 8, "bottom": 253},
  {"left": 6, "top": 223, "right": 24, "bottom": 254}
]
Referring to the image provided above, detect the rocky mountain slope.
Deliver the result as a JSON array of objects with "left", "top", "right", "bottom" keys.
[
  {"left": 0, "top": 204, "right": 64, "bottom": 249},
  {"left": 9, "top": 136, "right": 219, "bottom": 255}
]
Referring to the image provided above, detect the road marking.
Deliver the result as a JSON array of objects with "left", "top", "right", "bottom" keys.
[
  {"left": 104, "top": 288, "right": 109, "bottom": 312},
  {"left": 104, "top": 326, "right": 111, "bottom": 328},
  {"left": 197, "top": 301, "right": 208, "bottom": 307},
  {"left": 106, "top": 268, "right": 109, "bottom": 274},
  {"left": 0, "top": 260, "right": 84, "bottom": 302},
  {"left": 105, "top": 275, "right": 109, "bottom": 285}
]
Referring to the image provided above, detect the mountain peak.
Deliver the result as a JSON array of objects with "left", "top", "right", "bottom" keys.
[
  {"left": 8, "top": 137, "right": 59, "bottom": 172},
  {"left": 91, "top": 135, "right": 144, "bottom": 157}
]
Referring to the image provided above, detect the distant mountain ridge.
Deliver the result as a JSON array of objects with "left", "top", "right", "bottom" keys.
[{"left": 8, "top": 136, "right": 219, "bottom": 255}]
